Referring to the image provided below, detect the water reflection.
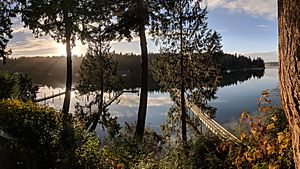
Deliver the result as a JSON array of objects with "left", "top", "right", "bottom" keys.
[
  {"left": 220, "top": 69, "right": 265, "bottom": 87},
  {"left": 211, "top": 67, "right": 279, "bottom": 130},
  {"left": 36, "top": 68, "right": 278, "bottom": 133}
]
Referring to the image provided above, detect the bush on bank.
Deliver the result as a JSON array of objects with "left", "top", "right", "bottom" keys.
[
  {"left": 0, "top": 93, "right": 294, "bottom": 169},
  {"left": 0, "top": 99, "right": 108, "bottom": 169},
  {"left": 0, "top": 72, "right": 37, "bottom": 101}
]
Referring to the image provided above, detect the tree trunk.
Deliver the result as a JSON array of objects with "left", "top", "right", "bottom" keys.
[
  {"left": 278, "top": 0, "right": 300, "bottom": 167},
  {"left": 89, "top": 49, "right": 104, "bottom": 132},
  {"left": 134, "top": 0, "right": 148, "bottom": 141},
  {"left": 60, "top": 3, "right": 73, "bottom": 168},
  {"left": 180, "top": 9, "right": 187, "bottom": 144},
  {"left": 89, "top": 91, "right": 103, "bottom": 132},
  {"left": 62, "top": 6, "right": 72, "bottom": 122},
  {"left": 180, "top": 53, "right": 187, "bottom": 144},
  {"left": 62, "top": 34, "right": 72, "bottom": 121}
]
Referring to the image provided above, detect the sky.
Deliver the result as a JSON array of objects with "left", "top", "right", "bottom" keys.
[{"left": 7, "top": 0, "right": 278, "bottom": 62}]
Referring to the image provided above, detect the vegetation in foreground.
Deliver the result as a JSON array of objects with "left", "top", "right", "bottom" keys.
[
  {"left": 1, "top": 0, "right": 298, "bottom": 167},
  {"left": 0, "top": 87, "right": 293, "bottom": 168}
]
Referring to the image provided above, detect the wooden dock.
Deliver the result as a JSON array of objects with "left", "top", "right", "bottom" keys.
[
  {"left": 173, "top": 89, "right": 241, "bottom": 144},
  {"left": 35, "top": 89, "right": 138, "bottom": 103},
  {"left": 35, "top": 92, "right": 66, "bottom": 102}
]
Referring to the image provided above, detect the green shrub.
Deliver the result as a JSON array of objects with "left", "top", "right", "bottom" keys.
[
  {"left": 226, "top": 91, "right": 294, "bottom": 168},
  {"left": 96, "top": 125, "right": 163, "bottom": 169},
  {"left": 159, "top": 135, "right": 228, "bottom": 169},
  {"left": 71, "top": 129, "right": 109, "bottom": 169},
  {"left": 0, "top": 99, "right": 61, "bottom": 168},
  {"left": 0, "top": 99, "right": 109, "bottom": 169},
  {"left": 0, "top": 91, "right": 292, "bottom": 169},
  {"left": 0, "top": 72, "right": 37, "bottom": 101}
]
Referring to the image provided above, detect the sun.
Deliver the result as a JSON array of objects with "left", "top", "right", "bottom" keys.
[
  {"left": 57, "top": 43, "right": 66, "bottom": 56},
  {"left": 56, "top": 41, "right": 86, "bottom": 56}
]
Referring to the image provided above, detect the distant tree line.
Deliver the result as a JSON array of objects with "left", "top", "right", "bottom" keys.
[
  {"left": 0, "top": 54, "right": 264, "bottom": 90},
  {"left": 0, "top": 52, "right": 264, "bottom": 75},
  {"left": 220, "top": 53, "right": 264, "bottom": 70},
  {"left": 219, "top": 69, "right": 264, "bottom": 87},
  {"left": 265, "top": 62, "right": 278, "bottom": 67}
]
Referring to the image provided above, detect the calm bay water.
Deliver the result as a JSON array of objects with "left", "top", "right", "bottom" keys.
[
  {"left": 212, "top": 67, "right": 280, "bottom": 129},
  {"left": 37, "top": 67, "right": 279, "bottom": 133}
]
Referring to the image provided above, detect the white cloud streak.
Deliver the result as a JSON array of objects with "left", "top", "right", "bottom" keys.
[
  {"left": 245, "top": 51, "right": 278, "bottom": 62},
  {"left": 118, "top": 94, "right": 172, "bottom": 108},
  {"left": 8, "top": 32, "right": 60, "bottom": 57},
  {"left": 7, "top": 1, "right": 278, "bottom": 57},
  {"left": 257, "top": 24, "right": 271, "bottom": 31},
  {"left": 206, "top": 0, "right": 277, "bottom": 20}
]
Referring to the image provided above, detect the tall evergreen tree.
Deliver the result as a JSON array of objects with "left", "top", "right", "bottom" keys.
[
  {"left": 20, "top": 0, "right": 98, "bottom": 120},
  {"left": 107, "top": 0, "right": 152, "bottom": 141},
  {"left": 151, "top": 0, "right": 222, "bottom": 143},
  {"left": 77, "top": 37, "right": 122, "bottom": 133},
  {"left": 278, "top": 0, "right": 300, "bottom": 167},
  {"left": 135, "top": 0, "right": 149, "bottom": 142},
  {"left": 0, "top": 0, "right": 16, "bottom": 64},
  {"left": 19, "top": 1, "right": 107, "bottom": 167}
]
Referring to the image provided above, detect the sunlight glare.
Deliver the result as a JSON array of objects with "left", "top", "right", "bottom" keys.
[{"left": 56, "top": 40, "right": 86, "bottom": 56}]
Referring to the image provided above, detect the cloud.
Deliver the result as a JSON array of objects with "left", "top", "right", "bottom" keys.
[
  {"left": 8, "top": 16, "right": 88, "bottom": 57},
  {"left": 8, "top": 19, "right": 154, "bottom": 56},
  {"left": 245, "top": 51, "right": 278, "bottom": 62},
  {"left": 257, "top": 24, "right": 271, "bottom": 31},
  {"left": 117, "top": 94, "right": 172, "bottom": 108},
  {"left": 216, "top": 29, "right": 227, "bottom": 33},
  {"left": 7, "top": 17, "right": 61, "bottom": 57},
  {"left": 8, "top": 26, "right": 87, "bottom": 57},
  {"left": 207, "top": 0, "right": 277, "bottom": 20},
  {"left": 110, "top": 110, "right": 137, "bottom": 118},
  {"left": 111, "top": 39, "right": 158, "bottom": 54},
  {"left": 8, "top": 30, "right": 60, "bottom": 57}
]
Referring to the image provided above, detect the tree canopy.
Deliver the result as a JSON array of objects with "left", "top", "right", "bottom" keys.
[
  {"left": 150, "top": 0, "right": 222, "bottom": 143},
  {"left": 0, "top": 0, "right": 16, "bottom": 63}
]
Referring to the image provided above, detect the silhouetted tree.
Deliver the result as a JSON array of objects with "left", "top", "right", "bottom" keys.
[
  {"left": 278, "top": 0, "right": 300, "bottom": 167},
  {"left": 252, "top": 57, "right": 265, "bottom": 68},
  {"left": 151, "top": 0, "right": 222, "bottom": 143},
  {"left": 20, "top": 0, "right": 98, "bottom": 120},
  {"left": 0, "top": 0, "right": 16, "bottom": 64},
  {"left": 135, "top": 0, "right": 149, "bottom": 142},
  {"left": 107, "top": 0, "right": 153, "bottom": 141},
  {"left": 77, "top": 39, "right": 122, "bottom": 133},
  {"left": 19, "top": 0, "right": 104, "bottom": 167}
]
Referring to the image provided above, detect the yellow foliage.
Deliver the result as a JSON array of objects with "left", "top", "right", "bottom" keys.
[
  {"left": 232, "top": 91, "right": 293, "bottom": 168},
  {"left": 235, "top": 156, "right": 243, "bottom": 166},
  {"left": 251, "top": 129, "right": 257, "bottom": 136},
  {"left": 267, "top": 144, "right": 275, "bottom": 155},
  {"left": 239, "top": 112, "right": 245, "bottom": 123},
  {"left": 253, "top": 150, "right": 261, "bottom": 159},
  {"left": 269, "top": 163, "right": 280, "bottom": 169},
  {"left": 240, "top": 132, "right": 246, "bottom": 141},
  {"left": 244, "top": 152, "right": 253, "bottom": 162},
  {"left": 271, "top": 116, "right": 278, "bottom": 122},
  {"left": 261, "top": 138, "right": 268, "bottom": 146},
  {"left": 117, "top": 161, "right": 123, "bottom": 169},
  {"left": 267, "top": 123, "right": 275, "bottom": 130},
  {"left": 277, "top": 132, "right": 284, "bottom": 143}
]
